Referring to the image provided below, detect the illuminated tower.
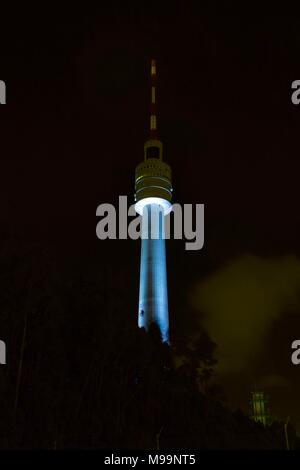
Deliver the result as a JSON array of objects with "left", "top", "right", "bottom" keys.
[
  {"left": 249, "top": 389, "right": 270, "bottom": 426},
  {"left": 134, "top": 59, "right": 172, "bottom": 343}
]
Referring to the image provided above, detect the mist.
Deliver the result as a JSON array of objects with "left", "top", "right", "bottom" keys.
[{"left": 191, "top": 254, "right": 300, "bottom": 375}]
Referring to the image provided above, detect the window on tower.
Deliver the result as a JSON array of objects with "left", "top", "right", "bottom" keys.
[{"left": 146, "top": 146, "right": 160, "bottom": 159}]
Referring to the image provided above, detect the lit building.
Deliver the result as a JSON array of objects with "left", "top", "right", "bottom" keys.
[
  {"left": 134, "top": 59, "right": 172, "bottom": 343},
  {"left": 249, "top": 389, "right": 271, "bottom": 426}
]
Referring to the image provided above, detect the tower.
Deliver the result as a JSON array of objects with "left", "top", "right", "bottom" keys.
[{"left": 134, "top": 59, "right": 172, "bottom": 343}]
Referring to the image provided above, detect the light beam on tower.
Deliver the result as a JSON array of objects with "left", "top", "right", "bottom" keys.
[{"left": 134, "top": 59, "right": 173, "bottom": 343}]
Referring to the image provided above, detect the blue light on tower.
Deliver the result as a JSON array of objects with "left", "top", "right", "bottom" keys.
[{"left": 134, "top": 60, "right": 172, "bottom": 343}]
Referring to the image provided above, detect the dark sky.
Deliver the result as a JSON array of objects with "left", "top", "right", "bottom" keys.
[{"left": 1, "top": 5, "right": 300, "bottom": 428}]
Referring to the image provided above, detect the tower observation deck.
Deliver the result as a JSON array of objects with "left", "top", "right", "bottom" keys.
[{"left": 134, "top": 59, "right": 172, "bottom": 342}]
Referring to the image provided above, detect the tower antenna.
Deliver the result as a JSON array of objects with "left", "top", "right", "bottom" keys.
[{"left": 150, "top": 58, "right": 158, "bottom": 139}]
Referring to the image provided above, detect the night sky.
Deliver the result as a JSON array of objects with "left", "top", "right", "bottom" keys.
[{"left": 1, "top": 5, "right": 300, "bottom": 431}]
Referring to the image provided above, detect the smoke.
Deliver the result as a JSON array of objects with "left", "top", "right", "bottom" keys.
[
  {"left": 191, "top": 254, "right": 300, "bottom": 375},
  {"left": 259, "top": 373, "right": 291, "bottom": 389}
]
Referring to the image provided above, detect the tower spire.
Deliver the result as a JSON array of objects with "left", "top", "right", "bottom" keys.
[
  {"left": 143, "top": 59, "right": 163, "bottom": 161},
  {"left": 150, "top": 59, "right": 158, "bottom": 139}
]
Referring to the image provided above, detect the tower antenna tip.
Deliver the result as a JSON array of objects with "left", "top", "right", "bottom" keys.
[{"left": 151, "top": 59, "right": 156, "bottom": 76}]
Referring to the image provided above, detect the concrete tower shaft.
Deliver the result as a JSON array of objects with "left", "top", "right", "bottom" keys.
[{"left": 138, "top": 204, "right": 169, "bottom": 341}]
